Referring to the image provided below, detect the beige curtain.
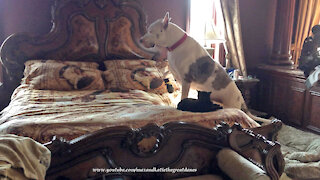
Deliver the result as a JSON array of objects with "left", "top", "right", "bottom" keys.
[
  {"left": 292, "top": 0, "right": 320, "bottom": 64},
  {"left": 220, "top": 0, "right": 247, "bottom": 77}
]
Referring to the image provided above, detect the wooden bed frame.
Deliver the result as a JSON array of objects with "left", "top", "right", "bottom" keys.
[
  {"left": 44, "top": 121, "right": 284, "bottom": 180},
  {"left": 0, "top": 0, "right": 284, "bottom": 179}
]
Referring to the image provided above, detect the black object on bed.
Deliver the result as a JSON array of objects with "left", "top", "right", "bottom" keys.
[{"left": 177, "top": 91, "right": 223, "bottom": 112}]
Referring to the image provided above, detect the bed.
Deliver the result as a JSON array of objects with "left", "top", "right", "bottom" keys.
[{"left": 0, "top": 0, "right": 284, "bottom": 179}]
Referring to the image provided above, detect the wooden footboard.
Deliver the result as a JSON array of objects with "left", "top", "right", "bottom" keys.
[{"left": 45, "top": 121, "right": 284, "bottom": 180}]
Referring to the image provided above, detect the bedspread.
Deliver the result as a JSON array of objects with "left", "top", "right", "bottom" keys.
[{"left": 0, "top": 85, "right": 259, "bottom": 143}]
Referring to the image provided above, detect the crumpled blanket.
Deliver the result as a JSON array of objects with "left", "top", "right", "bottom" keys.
[
  {"left": 0, "top": 84, "right": 259, "bottom": 143},
  {"left": 277, "top": 125, "right": 320, "bottom": 179},
  {"left": 0, "top": 134, "right": 51, "bottom": 180}
]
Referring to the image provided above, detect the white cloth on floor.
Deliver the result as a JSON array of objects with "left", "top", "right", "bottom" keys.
[
  {"left": 0, "top": 134, "right": 51, "bottom": 180},
  {"left": 278, "top": 125, "right": 320, "bottom": 179}
]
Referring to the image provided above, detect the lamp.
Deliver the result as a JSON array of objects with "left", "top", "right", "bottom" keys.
[
  {"left": 204, "top": 20, "right": 224, "bottom": 47},
  {"left": 203, "top": 20, "right": 226, "bottom": 64}
]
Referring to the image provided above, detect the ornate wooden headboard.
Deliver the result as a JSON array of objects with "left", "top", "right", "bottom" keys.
[{"left": 0, "top": 0, "right": 156, "bottom": 93}]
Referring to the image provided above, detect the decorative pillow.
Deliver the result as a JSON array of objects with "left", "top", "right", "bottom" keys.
[
  {"left": 23, "top": 60, "right": 105, "bottom": 90},
  {"left": 103, "top": 68, "right": 167, "bottom": 94},
  {"left": 103, "top": 59, "right": 180, "bottom": 94}
]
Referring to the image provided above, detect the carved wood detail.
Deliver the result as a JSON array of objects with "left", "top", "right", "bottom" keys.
[
  {"left": 45, "top": 121, "right": 284, "bottom": 180},
  {"left": 229, "top": 122, "right": 284, "bottom": 180}
]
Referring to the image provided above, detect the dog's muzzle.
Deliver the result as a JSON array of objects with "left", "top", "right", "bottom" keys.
[
  {"left": 139, "top": 38, "right": 155, "bottom": 48},
  {"left": 139, "top": 35, "right": 155, "bottom": 48}
]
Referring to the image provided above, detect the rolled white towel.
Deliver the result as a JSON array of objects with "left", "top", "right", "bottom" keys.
[{"left": 217, "top": 148, "right": 270, "bottom": 180}]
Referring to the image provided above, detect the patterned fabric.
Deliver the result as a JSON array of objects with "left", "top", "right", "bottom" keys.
[
  {"left": 106, "top": 17, "right": 154, "bottom": 59},
  {"left": 103, "top": 68, "right": 167, "bottom": 94},
  {"left": 0, "top": 59, "right": 260, "bottom": 144},
  {"left": 103, "top": 59, "right": 180, "bottom": 94},
  {"left": 23, "top": 60, "right": 105, "bottom": 91},
  {"left": 45, "top": 15, "right": 99, "bottom": 60},
  {"left": 0, "top": 84, "right": 259, "bottom": 144}
]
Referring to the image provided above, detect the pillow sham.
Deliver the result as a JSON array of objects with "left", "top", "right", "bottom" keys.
[
  {"left": 103, "top": 67, "right": 167, "bottom": 94},
  {"left": 103, "top": 59, "right": 180, "bottom": 94},
  {"left": 23, "top": 60, "right": 105, "bottom": 91}
]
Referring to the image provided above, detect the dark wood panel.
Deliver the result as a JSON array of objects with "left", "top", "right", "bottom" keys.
[
  {"left": 286, "top": 82, "right": 306, "bottom": 125},
  {"left": 271, "top": 79, "right": 288, "bottom": 120},
  {"left": 256, "top": 76, "right": 273, "bottom": 113},
  {"left": 254, "top": 65, "right": 320, "bottom": 134},
  {"left": 305, "top": 85, "right": 320, "bottom": 132}
]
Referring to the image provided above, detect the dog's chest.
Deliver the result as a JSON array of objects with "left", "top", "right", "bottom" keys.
[
  {"left": 167, "top": 38, "right": 209, "bottom": 82},
  {"left": 167, "top": 53, "right": 191, "bottom": 82},
  {"left": 168, "top": 40, "right": 208, "bottom": 78}
]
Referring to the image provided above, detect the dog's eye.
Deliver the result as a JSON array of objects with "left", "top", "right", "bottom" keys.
[{"left": 160, "top": 30, "right": 163, "bottom": 32}]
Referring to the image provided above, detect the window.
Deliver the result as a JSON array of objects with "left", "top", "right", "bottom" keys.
[
  {"left": 189, "top": 0, "right": 225, "bottom": 64},
  {"left": 189, "top": 0, "right": 224, "bottom": 44},
  {"left": 290, "top": 0, "right": 320, "bottom": 64}
]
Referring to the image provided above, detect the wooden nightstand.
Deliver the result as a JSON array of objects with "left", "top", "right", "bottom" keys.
[
  {"left": 235, "top": 78, "right": 259, "bottom": 108},
  {"left": 235, "top": 77, "right": 269, "bottom": 118}
]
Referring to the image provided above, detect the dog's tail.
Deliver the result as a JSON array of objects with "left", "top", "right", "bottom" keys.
[{"left": 241, "top": 102, "right": 272, "bottom": 124}]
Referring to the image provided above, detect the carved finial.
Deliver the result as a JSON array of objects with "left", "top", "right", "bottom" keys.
[
  {"left": 45, "top": 136, "right": 71, "bottom": 156},
  {"left": 137, "top": 136, "right": 159, "bottom": 153},
  {"left": 122, "top": 123, "right": 164, "bottom": 157},
  {"left": 94, "top": 0, "right": 109, "bottom": 9}
]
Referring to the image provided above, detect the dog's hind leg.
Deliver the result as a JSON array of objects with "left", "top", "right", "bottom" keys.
[
  {"left": 240, "top": 102, "right": 273, "bottom": 124},
  {"left": 181, "top": 81, "right": 191, "bottom": 99}
]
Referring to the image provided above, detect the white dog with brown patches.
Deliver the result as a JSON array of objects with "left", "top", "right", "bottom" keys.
[{"left": 140, "top": 12, "right": 270, "bottom": 124}]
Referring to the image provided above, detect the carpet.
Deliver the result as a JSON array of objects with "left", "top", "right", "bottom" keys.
[{"left": 277, "top": 124, "right": 320, "bottom": 179}]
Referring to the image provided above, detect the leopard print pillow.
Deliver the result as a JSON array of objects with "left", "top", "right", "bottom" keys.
[{"left": 23, "top": 60, "right": 105, "bottom": 90}]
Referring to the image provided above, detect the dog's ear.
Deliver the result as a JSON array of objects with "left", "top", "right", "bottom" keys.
[{"left": 162, "top": 12, "right": 171, "bottom": 30}]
